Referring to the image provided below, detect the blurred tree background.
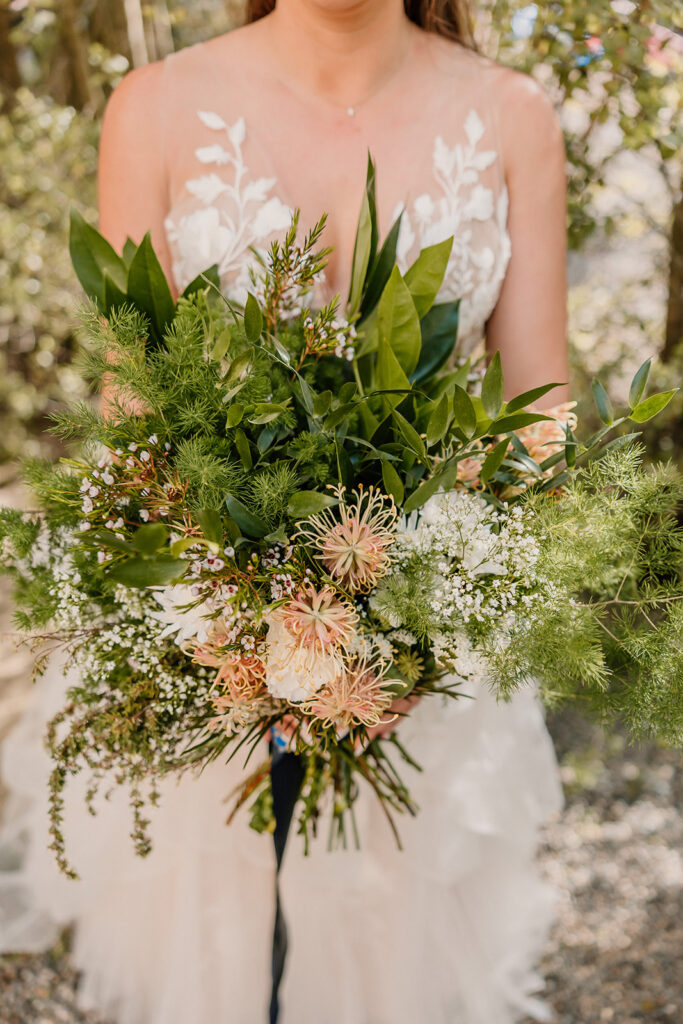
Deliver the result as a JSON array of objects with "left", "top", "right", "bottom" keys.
[{"left": 0, "top": 0, "right": 681, "bottom": 464}]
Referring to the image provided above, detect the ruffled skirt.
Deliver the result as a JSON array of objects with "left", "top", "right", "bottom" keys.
[{"left": 0, "top": 656, "right": 563, "bottom": 1024}]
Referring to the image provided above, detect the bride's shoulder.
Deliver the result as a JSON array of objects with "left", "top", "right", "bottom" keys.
[
  {"left": 103, "top": 21, "right": 260, "bottom": 125},
  {"left": 427, "top": 35, "right": 562, "bottom": 142}
]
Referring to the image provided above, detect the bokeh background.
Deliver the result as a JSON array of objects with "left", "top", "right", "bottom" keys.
[{"left": 0, "top": 2, "right": 681, "bottom": 1022}]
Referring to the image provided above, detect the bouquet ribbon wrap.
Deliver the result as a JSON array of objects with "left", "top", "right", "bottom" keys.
[{"left": 269, "top": 748, "right": 305, "bottom": 1024}]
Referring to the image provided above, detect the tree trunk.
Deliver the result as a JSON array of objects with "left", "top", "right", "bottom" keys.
[
  {"left": 663, "top": 191, "right": 683, "bottom": 362},
  {"left": 123, "top": 0, "right": 149, "bottom": 67},
  {"left": 90, "top": 0, "right": 131, "bottom": 63},
  {"left": 55, "top": 0, "right": 93, "bottom": 110},
  {"left": 151, "top": 0, "right": 174, "bottom": 59},
  {"left": 0, "top": 4, "right": 21, "bottom": 110}
]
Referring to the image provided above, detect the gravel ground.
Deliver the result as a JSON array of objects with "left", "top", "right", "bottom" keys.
[{"left": 0, "top": 704, "right": 680, "bottom": 1024}]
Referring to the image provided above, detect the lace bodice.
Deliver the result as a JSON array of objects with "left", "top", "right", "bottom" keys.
[{"left": 161, "top": 39, "right": 512, "bottom": 355}]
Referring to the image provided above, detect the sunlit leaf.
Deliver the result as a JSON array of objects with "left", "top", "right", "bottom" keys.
[{"left": 481, "top": 352, "right": 504, "bottom": 420}]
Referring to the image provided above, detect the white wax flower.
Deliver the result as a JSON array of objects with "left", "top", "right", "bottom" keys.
[{"left": 152, "top": 584, "right": 214, "bottom": 645}]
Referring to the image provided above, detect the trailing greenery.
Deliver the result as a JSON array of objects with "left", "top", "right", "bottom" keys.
[{"left": 0, "top": 163, "right": 680, "bottom": 875}]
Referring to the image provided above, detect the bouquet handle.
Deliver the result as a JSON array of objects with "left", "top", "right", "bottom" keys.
[{"left": 269, "top": 748, "right": 305, "bottom": 1024}]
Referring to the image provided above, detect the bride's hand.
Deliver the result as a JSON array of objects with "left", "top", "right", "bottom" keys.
[{"left": 366, "top": 695, "right": 420, "bottom": 743}]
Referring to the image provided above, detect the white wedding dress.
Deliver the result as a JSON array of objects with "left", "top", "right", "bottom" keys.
[{"left": 0, "top": 40, "right": 563, "bottom": 1024}]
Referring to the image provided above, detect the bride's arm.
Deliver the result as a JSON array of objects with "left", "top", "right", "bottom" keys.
[
  {"left": 486, "top": 72, "right": 569, "bottom": 404},
  {"left": 98, "top": 63, "right": 175, "bottom": 288},
  {"left": 97, "top": 64, "right": 175, "bottom": 413}
]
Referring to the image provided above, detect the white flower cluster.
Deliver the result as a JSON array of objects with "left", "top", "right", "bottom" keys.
[{"left": 396, "top": 491, "right": 553, "bottom": 628}]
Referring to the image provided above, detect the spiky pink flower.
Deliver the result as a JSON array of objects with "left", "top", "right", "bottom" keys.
[
  {"left": 303, "top": 657, "right": 397, "bottom": 733},
  {"left": 193, "top": 637, "right": 266, "bottom": 700},
  {"left": 296, "top": 486, "right": 398, "bottom": 592},
  {"left": 279, "top": 585, "right": 357, "bottom": 653}
]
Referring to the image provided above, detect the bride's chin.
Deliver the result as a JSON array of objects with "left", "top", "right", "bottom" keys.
[{"left": 282, "top": 0, "right": 401, "bottom": 15}]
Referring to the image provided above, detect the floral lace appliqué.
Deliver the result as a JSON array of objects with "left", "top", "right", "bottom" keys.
[
  {"left": 164, "top": 111, "right": 292, "bottom": 302},
  {"left": 395, "top": 110, "right": 511, "bottom": 349},
  {"left": 165, "top": 109, "right": 511, "bottom": 352}
]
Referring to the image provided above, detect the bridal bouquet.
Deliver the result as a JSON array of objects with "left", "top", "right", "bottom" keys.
[{"left": 1, "top": 163, "right": 681, "bottom": 876}]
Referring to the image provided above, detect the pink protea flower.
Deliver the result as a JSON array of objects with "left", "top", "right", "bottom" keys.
[
  {"left": 280, "top": 585, "right": 357, "bottom": 653},
  {"left": 296, "top": 486, "right": 398, "bottom": 592},
  {"left": 516, "top": 402, "right": 578, "bottom": 469},
  {"left": 456, "top": 454, "right": 484, "bottom": 488},
  {"left": 193, "top": 638, "right": 266, "bottom": 698},
  {"left": 304, "top": 657, "right": 397, "bottom": 733}
]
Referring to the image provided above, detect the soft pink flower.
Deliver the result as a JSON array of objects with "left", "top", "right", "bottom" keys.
[
  {"left": 516, "top": 402, "right": 578, "bottom": 469},
  {"left": 297, "top": 486, "right": 397, "bottom": 592},
  {"left": 304, "top": 658, "right": 396, "bottom": 733},
  {"left": 280, "top": 585, "right": 357, "bottom": 652}
]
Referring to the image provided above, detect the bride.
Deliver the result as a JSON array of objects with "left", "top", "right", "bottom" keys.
[{"left": 1, "top": 2, "right": 570, "bottom": 1022}]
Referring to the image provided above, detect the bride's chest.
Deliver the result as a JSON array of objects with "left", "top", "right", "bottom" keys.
[{"left": 163, "top": 101, "right": 512, "bottom": 350}]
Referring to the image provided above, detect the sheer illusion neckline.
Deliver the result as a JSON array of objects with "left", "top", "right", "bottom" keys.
[{"left": 161, "top": 72, "right": 513, "bottom": 351}]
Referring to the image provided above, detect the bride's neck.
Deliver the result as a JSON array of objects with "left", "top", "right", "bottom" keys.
[{"left": 264, "top": 1, "right": 415, "bottom": 107}]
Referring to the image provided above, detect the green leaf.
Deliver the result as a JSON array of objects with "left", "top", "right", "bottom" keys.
[
  {"left": 404, "top": 237, "right": 453, "bottom": 318},
  {"left": 377, "top": 266, "right": 421, "bottom": 376},
  {"left": 131, "top": 522, "right": 169, "bottom": 555},
  {"left": 481, "top": 352, "right": 504, "bottom": 420},
  {"left": 264, "top": 526, "right": 289, "bottom": 546},
  {"left": 122, "top": 237, "right": 137, "bottom": 268},
  {"left": 211, "top": 328, "right": 232, "bottom": 361},
  {"left": 410, "top": 301, "right": 461, "bottom": 384},
  {"left": 271, "top": 336, "right": 291, "bottom": 365},
  {"left": 426, "top": 393, "right": 451, "bottom": 446},
  {"left": 480, "top": 438, "right": 510, "bottom": 483},
  {"left": 452, "top": 385, "right": 477, "bottom": 438},
  {"left": 196, "top": 508, "right": 223, "bottom": 544},
  {"left": 296, "top": 376, "right": 315, "bottom": 414},
  {"left": 244, "top": 292, "right": 263, "bottom": 343},
  {"left": 107, "top": 555, "right": 187, "bottom": 588},
  {"left": 127, "top": 232, "right": 175, "bottom": 344},
  {"left": 564, "top": 423, "right": 578, "bottom": 468},
  {"left": 249, "top": 402, "right": 289, "bottom": 425},
  {"left": 591, "top": 378, "right": 614, "bottom": 425},
  {"left": 256, "top": 425, "right": 277, "bottom": 454},
  {"left": 221, "top": 379, "right": 248, "bottom": 404},
  {"left": 381, "top": 460, "right": 405, "bottom": 504},
  {"left": 102, "top": 271, "right": 127, "bottom": 317},
  {"left": 391, "top": 410, "right": 427, "bottom": 461},
  {"left": 69, "top": 208, "right": 127, "bottom": 306},
  {"left": 234, "top": 428, "right": 253, "bottom": 470},
  {"left": 84, "top": 530, "right": 135, "bottom": 555},
  {"left": 488, "top": 412, "right": 553, "bottom": 434},
  {"left": 227, "top": 351, "right": 253, "bottom": 382},
  {"left": 224, "top": 495, "right": 269, "bottom": 538},
  {"left": 313, "top": 391, "right": 333, "bottom": 417},
  {"left": 325, "top": 402, "right": 359, "bottom": 429},
  {"left": 182, "top": 264, "right": 221, "bottom": 299},
  {"left": 339, "top": 382, "right": 357, "bottom": 404},
  {"left": 361, "top": 211, "right": 403, "bottom": 316},
  {"left": 226, "top": 403, "right": 245, "bottom": 428},
  {"left": 628, "top": 358, "right": 652, "bottom": 409},
  {"left": 629, "top": 389, "right": 677, "bottom": 423},
  {"left": 170, "top": 536, "right": 197, "bottom": 557},
  {"left": 347, "top": 161, "right": 375, "bottom": 315},
  {"left": 376, "top": 336, "right": 411, "bottom": 403},
  {"left": 287, "top": 491, "right": 338, "bottom": 518},
  {"left": 403, "top": 473, "right": 442, "bottom": 513},
  {"left": 505, "top": 382, "right": 566, "bottom": 414},
  {"left": 452, "top": 357, "right": 470, "bottom": 389}
]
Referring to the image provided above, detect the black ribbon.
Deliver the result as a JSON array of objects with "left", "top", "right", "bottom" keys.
[{"left": 269, "top": 748, "right": 305, "bottom": 1024}]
